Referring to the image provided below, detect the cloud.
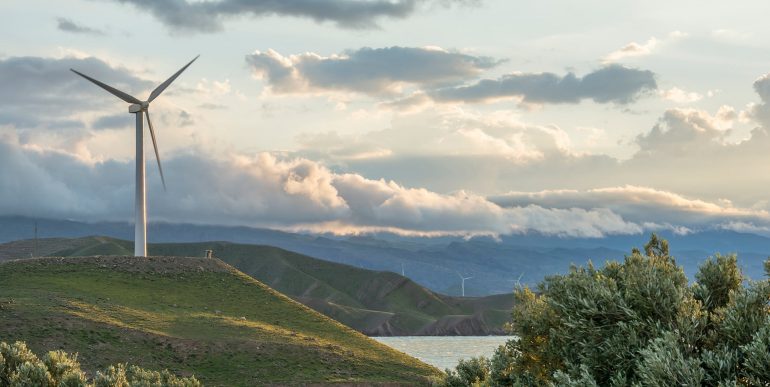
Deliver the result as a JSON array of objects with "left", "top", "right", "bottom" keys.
[
  {"left": 427, "top": 64, "right": 657, "bottom": 105},
  {"left": 659, "top": 87, "right": 703, "bottom": 103},
  {"left": 56, "top": 18, "right": 105, "bottom": 35},
  {"left": 748, "top": 73, "right": 770, "bottom": 126},
  {"left": 490, "top": 186, "right": 770, "bottom": 231},
  {"left": 246, "top": 47, "right": 657, "bottom": 108},
  {"left": 316, "top": 96, "right": 770, "bottom": 211},
  {"left": 0, "top": 132, "right": 642, "bottom": 238},
  {"left": 109, "top": 0, "right": 474, "bottom": 31},
  {"left": 296, "top": 131, "right": 393, "bottom": 161},
  {"left": 295, "top": 109, "right": 575, "bottom": 169},
  {"left": 0, "top": 55, "right": 151, "bottom": 129},
  {"left": 603, "top": 37, "right": 658, "bottom": 63},
  {"left": 91, "top": 114, "right": 130, "bottom": 130},
  {"left": 602, "top": 31, "right": 686, "bottom": 63},
  {"left": 246, "top": 46, "right": 498, "bottom": 96},
  {"left": 13, "top": 114, "right": 770, "bottom": 237},
  {"left": 198, "top": 103, "right": 228, "bottom": 110},
  {"left": 635, "top": 107, "right": 733, "bottom": 155}
]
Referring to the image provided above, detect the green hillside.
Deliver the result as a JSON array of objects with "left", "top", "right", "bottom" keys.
[
  {"left": 5, "top": 237, "right": 515, "bottom": 335},
  {"left": 185, "top": 243, "right": 515, "bottom": 336},
  {"left": 0, "top": 255, "right": 441, "bottom": 386}
]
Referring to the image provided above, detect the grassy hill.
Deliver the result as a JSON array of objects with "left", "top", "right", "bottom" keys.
[
  {"left": 150, "top": 241, "right": 515, "bottom": 336},
  {"left": 0, "top": 255, "right": 441, "bottom": 386},
  {"left": 1, "top": 237, "right": 515, "bottom": 336}
]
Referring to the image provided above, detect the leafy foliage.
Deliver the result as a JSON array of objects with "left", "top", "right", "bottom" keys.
[
  {"left": 441, "top": 234, "right": 770, "bottom": 386},
  {"left": 443, "top": 357, "right": 491, "bottom": 387},
  {"left": 0, "top": 341, "right": 200, "bottom": 387},
  {"left": 693, "top": 254, "right": 742, "bottom": 312}
]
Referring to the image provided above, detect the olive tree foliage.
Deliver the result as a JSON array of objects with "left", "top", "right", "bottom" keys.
[
  {"left": 0, "top": 341, "right": 200, "bottom": 387},
  {"left": 443, "top": 357, "right": 491, "bottom": 387},
  {"left": 440, "top": 234, "right": 770, "bottom": 386}
]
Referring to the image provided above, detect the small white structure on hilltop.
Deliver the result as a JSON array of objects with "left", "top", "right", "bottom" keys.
[{"left": 71, "top": 56, "right": 199, "bottom": 257}]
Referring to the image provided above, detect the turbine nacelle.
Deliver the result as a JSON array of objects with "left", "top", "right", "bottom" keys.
[{"left": 128, "top": 102, "right": 149, "bottom": 113}]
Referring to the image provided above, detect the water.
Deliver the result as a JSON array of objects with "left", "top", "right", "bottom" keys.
[{"left": 373, "top": 336, "right": 515, "bottom": 370}]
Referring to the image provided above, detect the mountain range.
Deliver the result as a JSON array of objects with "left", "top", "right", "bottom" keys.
[{"left": 2, "top": 215, "right": 768, "bottom": 295}]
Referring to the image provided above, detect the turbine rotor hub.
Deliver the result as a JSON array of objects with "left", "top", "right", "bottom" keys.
[{"left": 128, "top": 101, "right": 150, "bottom": 113}]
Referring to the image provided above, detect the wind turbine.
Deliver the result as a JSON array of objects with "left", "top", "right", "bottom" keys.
[
  {"left": 507, "top": 272, "right": 525, "bottom": 291},
  {"left": 457, "top": 272, "right": 473, "bottom": 297},
  {"left": 71, "top": 55, "right": 199, "bottom": 257},
  {"left": 510, "top": 272, "right": 525, "bottom": 287}
]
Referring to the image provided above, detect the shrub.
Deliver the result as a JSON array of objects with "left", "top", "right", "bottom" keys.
[
  {"left": 44, "top": 350, "right": 87, "bottom": 386},
  {"left": 125, "top": 365, "right": 201, "bottom": 387},
  {"left": 0, "top": 342, "right": 40, "bottom": 385},
  {"left": 635, "top": 331, "right": 705, "bottom": 386},
  {"left": 0, "top": 342, "right": 200, "bottom": 387},
  {"left": 693, "top": 254, "right": 742, "bottom": 312},
  {"left": 8, "top": 360, "right": 52, "bottom": 387},
  {"left": 93, "top": 363, "right": 128, "bottom": 387},
  {"left": 741, "top": 318, "right": 770, "bottom": 384},
  {"left": 442, "top": 357, "right": 490, "bottom": 387},
  {"left": 441, "top": 234, "right": 770, "bottom": 386}
]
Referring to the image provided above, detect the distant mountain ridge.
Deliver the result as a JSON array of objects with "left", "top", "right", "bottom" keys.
[
  {"left": 2, "top": 216, "right": 769, "bottom": 295},
  {"left": 0, "top": 236, "right": 515, "bottom": 336}
]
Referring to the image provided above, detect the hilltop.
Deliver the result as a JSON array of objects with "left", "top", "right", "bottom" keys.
[
  {"left": 0, "top": 236, "right": 515, "bottom": 336},
  {"left": 0, "top": 255, "right": 441, "bottom": 386}
]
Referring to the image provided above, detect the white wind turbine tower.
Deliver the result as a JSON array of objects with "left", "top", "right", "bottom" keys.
[
  {"left": 71, "top": 56, "right": 199, "bottom": 257},
  {"left": 508, "top": 272, "right": 525, "bottom": 288},
  {"left": 457, "top": 272, "right": 473, "bottom": 297}
]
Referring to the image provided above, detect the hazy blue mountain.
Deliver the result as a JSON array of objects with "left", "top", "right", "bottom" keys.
[{"left": 2, "top": 216, "right": 769, "bottom": 295}]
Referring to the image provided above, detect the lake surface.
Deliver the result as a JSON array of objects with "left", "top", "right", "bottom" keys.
[{"left": 373, "top": 336, "right": 515, "bottom": 370}]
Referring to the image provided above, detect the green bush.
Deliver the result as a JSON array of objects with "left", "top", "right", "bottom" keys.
[
  {"left": 741, "top": 318, "right": 770, "bottom": 384},
  {"left": 44, "top": 350, "right": 87, "bottom": 386},
  {"left": 443, "top": 357, "right": 490, "bottom": 387},
  {"left": 441, "top": 234, "right": 770, "bottom": 386},
  {"left": 9, "top": 360, "right": 52, "bottom": 387},
  {"left": 0, "top": 342, "right": 200, "bottom": 387},
  {"left": 635, "top": 331, "right": 705, "bottom": 386},
  {"left": 693, "top": 254, "right": 742, "bottom": 312}
]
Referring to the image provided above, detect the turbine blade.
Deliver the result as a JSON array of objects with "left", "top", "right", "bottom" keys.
[
  {"left": 145, "top": 109, "right": 166, "bottom": 191},
  {"left": 70, "top": 69, "right": 142, "bottom": 104},
  {"left": 148, "top": 55, "right": 199, "bottom": 103}
]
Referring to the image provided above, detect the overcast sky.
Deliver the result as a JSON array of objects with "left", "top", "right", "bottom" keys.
[{"left": 3, "top": 0, "right": 770, "bottom": 237}]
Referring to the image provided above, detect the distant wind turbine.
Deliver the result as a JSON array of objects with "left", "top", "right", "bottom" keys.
[
  {"left": 509, "top": 272, "right": 525, "bottom": 288},
  {"left": 457, "top": 272, "right": 473, "bottom": 297},
  {"left": 71, "top": 56, "right": 199, "bottom": 257}
]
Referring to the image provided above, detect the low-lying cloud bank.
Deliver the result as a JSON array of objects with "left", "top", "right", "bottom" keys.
[
  {"left": 3, "top": 130, "right": 769, "bottom": 238},
  {"left": 491, "top": 186, "right": 770, "bottom": 235},
  {"left": 0, "top": 131, "right": 639, "bottom": 238}
]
